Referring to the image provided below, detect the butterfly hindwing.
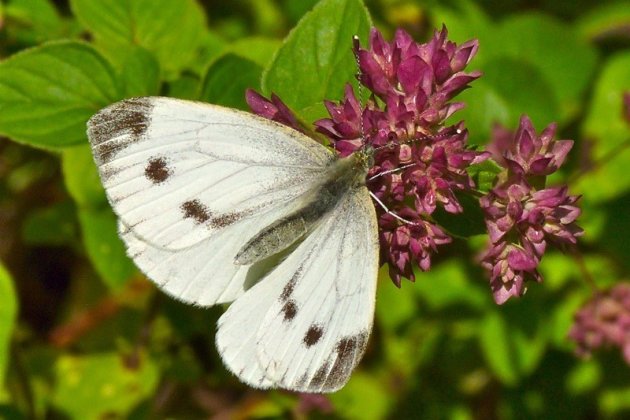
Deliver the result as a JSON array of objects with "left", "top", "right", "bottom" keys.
[{"left": 216, "top": 186, "right": 379, "bottom": 392}]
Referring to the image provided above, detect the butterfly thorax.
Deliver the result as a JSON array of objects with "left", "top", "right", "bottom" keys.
[{"left": 234, "top": 152, "right": 369, "bottom": 266}]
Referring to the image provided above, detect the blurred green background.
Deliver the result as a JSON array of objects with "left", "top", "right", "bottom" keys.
[{"left": 1, "top": 0, "right": 630, "bottom": 418}]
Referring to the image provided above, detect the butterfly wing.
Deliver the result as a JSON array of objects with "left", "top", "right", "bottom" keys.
[
  {"left": 216, "top": 185, "right": 379, "bottom": 392},
  {"left": 87, "top": 97, "right": 334, "bottom": 305}
]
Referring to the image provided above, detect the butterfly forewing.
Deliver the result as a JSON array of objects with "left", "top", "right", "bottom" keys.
[{"left": 87, "top": 97, "right": 334, "bottom": 305}]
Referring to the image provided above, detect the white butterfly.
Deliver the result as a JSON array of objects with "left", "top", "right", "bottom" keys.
[{"left": 87, "top": 97, "right": 379, "bottom": 393}]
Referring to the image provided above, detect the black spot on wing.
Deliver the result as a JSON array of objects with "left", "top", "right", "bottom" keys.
[
  {"left": 145, "top": 157, "right": 171, "bottom": 184},
  {"left": 281, "top": 300, "right": 298, "bottom": 322},
  {"left": 88, "top": 97, "right": 153, "bottom": 164},
  {"left": 181, "top": 199, "right": 211, "bottom": 224},
  {"left": 209, "top": 212, "right": 244, "bottom": 229},
  {"left": 303, "top": 324, "right": 324, "bottom": 348}
]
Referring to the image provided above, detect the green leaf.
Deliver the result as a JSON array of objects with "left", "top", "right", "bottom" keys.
[
  {"left": 200, "top": 54, "right": 263, "bottom": 110},
  {"left": 52, "top": 352, "right": 158, "bottom": 419},
  {"left": 450, "top": 79, "right": 510, "bottom": 145},
  {"left": 166, "top": 74, "right": 202, "bottom": 101},
  {"left": 22, "top": 200, "right": 78, "bottom": 246},
  {"left": 467, "top": 159, "right": 503, "bottom": 193},
  {"left": 575, "top": 53, "right": 630, "bottom": 203},
  {"left": 478, "top": 303, "right": 549, "bottom": 385},
  {"left": 115, "top": 46, "right": 161, "bottom": 97},
  {"left": 4, "top": 0, "right": 64, "bottom": 44},
  {"left": 582, "top": 53, "right": 630, "bottom": 156},
  {"left": 78, "top": 207, "right": 136, "bottom": 290},
  {"left": 413, "top": 261, "right": 489, "bottom": 311},
  {"left": 70, "top": 0, "right": 207, "bottom": 77},
  {"left": 0, "top": 41, "right": 122, "bottom": 149},
  {"left": 577, "top": 2, "right": 630, "bottom": 42},
  {"left": 62, "top": 145, "right": 108, "bottom": 208},
  {"left": 329, "top": 372, "right": 390, "bottom": 420},
  {"left": 432, "top": 192, "right": 486, "bottom": 238},
  {"left": 229, "top": 37, "right": 281, "bottom": 68},
  {"left": 497, "top": 13, "right": 598, "bottom": 123},
  {"left": 0, "top": 264, "right": 18, "bottom": 389},
  {"left": 262, "top": 0, "right": 372, "bottom": 122},
  {"left": 480, "top": 56, "right": 560, "bottom": 131},
  {"left": 375, "top": 267, "right": 417, "bottom": 331}
]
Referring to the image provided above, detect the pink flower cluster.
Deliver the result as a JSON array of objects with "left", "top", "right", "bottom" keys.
[
  {"left": 569, "top": 284, "right": 630, "bottom": 364},
  {"left": 480, "top": 117, "right": 582, "bottom": 304},
  {"left": 247, "top": 26, "right": 581, "bottom": 301},
  {"left": 249, "top": 27, "right": 485, "bottom": 286}
]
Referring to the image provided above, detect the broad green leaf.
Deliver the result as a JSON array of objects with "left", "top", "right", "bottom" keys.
[
  {"left": 104, "top": 45, "right": 160, "bottom": 97},
  {"left": 480, "top": 56, "right": 560, "bottom": 131},
  {"left": 575, "top": 53, "right": 630, "bottom": 203},
  {"left": 229, "top": 37, "right": 281, "bottom": 68},
  {"left": 496, "top": 14, "right": 598, "bottom": 123},
  {"left": 70, "top": 0, "right": 207, "bottom": 77},
  {"left": 577, "top": 2, "right": 630, "bottom": 42},
  {"left": 166, "top": 74, "right": 202, "bottom": 101},
  {"left": 79, "top": 207, "right": 136, "bottom": 290},
  {"left": 432, "top": 192, "right": 486, "bottom": 238},
  {"left": 22, "top": 200, "right": 78, "bottom": 246},
  {"left": 449, "top": 79, "right": 510, "bottom": 145},
  {"left": 566, "top": 360, "right": 601, "bottom": 396},
  {"left": 600, "top": 193, "right": 630, "bottom": 271},
  {"left": 329, "top": 372, "right": 390, "bottom": 420},
  {"left": 429, "top": 0, "right": 494, "bottom": 64},
  {"left": 281, "top": 0, "right": 320, "bottom": 25},
  {"left": 467, "top": 159, "right": 503, "bottom": 193},
  {"left": 0, "top": 264, "right": 17, "bottom": 389},
  {"left": 200, "top": 54, "right": 263, "bottom": 110},
  {"left": 478, "top": 303, "right": 549, "bottom": 385},
  {"left": 600, "top": 387, "right": 630, "bottom": 417},
  {"left": 4, "top": 0, "right": 64, "bottom": 44},
  {"left": 53, "top": 352, "right": 158, "bottom": 419},
  {"left": 190, "top": 31, "right": 227, "bottom": 74},
  {"left": 262, "top": 0, "right": 372, "bottom": 122},
  {"left": 375, "top": 268, "right": 417, "bottom": 331},
  {"left": 0, "top": 41, "right": 122, "bottom": 148},
  {"left": 582, "top": 53, "right": 630, "bottom": 156},
  {"left": 413, "top": 261, "right": 489, "bottom": 311},
  {"left": 62, "top": 145, "right": 107, "bottom": 208}
]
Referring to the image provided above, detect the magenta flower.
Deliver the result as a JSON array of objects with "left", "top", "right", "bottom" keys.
[
  {"left": 248, "top": 27, "right": 485, "bottom": 285},
  {"left": 487, "top": 116, "right": 573, "bottom": 178},
  {"left": 480, "top": 118, "right": 582, "bottom": 304},
  {"left": 246, "top": 89, "right": 305, "bottom": 133},
  {"left": 569, "top": 284, "right": 630, "bottom": 365}
]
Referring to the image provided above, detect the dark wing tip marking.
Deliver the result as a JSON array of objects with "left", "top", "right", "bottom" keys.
[
  {"left": 303, "top": 324, "right": 324, "bottom": 348},
  {"left": 88, "top": 97, "right": 153, "bottom": 164},
  {"left": 145, "top": 157, "right": 171, "bottom": 184},
  {"left": 181, "top": 199, "right": 211, "bottom": 224},
  {"left": 306, "top": 331, "right": 369, "bottom": 391},
  {"left": 281, "top": 300, "right": 298, "bottom": 322}
]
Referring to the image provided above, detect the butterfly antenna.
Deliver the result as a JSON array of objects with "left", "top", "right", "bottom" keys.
[
  {"left": 353, "top": 35, "right": 367, "bottom": 149},
  {"left": 369, "top": 191, "right": 419, "bottom": 225},
  {"left": 367, "top": 127, "right": 463, "bottom": 181}
]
